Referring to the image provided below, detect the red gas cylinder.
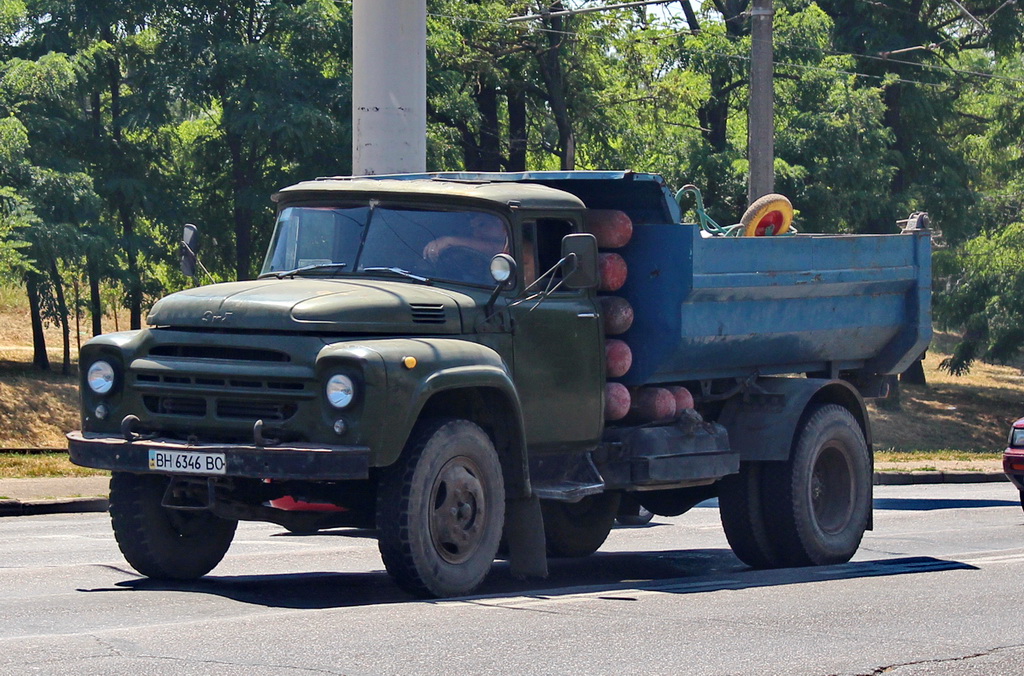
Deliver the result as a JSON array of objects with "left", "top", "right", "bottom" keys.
[
  {"left": 605, "top": 339, "right": 633, "bottom": 378},
  {"left": 629, "top": 387, "right": 676, "bottom": 423},
  {"left": 666, "top": 385, "right": 695, "bottom": 412},
  {"left": 598, "top": 253, "right": 628, "bottom": 292},
  {"left": 598, "top": 296, "right": 634, "bottom": 335},
  {"left": 584, "top": 209, "right": 633, "bottom": 248},
  {"left": 604, "top": 382, "right": 631, "bottom": 421}
]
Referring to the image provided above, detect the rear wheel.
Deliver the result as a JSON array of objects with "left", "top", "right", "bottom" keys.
[
  {"left": 720, "top": 404, "right": 871, "bottom": 568},
  {"left": 376, "top": 419, "right": 505, "bottom": 598},
  {"left": 719, "top": 462, "right": 780, "bottom": 568},
  {"left": 541, "top": 492, "right": 620, "bottom": 557},
  {"left": 109, "top": 472, "right": 237, "bottom": 580},
  {"left": 763, "top": 404, "right": 872, "bottom": 566}
]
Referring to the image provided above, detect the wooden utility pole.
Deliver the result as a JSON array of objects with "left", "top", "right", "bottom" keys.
[{"left": 747, "top": 0, "right": 774, "bottom": 202}]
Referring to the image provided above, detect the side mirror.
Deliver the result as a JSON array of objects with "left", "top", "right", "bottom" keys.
[
  {"left": 180, "top": 224, "right": 200, "bottom": 278},
  {"left": 560, "top": 233, "right": 598, "bottom": 289}
]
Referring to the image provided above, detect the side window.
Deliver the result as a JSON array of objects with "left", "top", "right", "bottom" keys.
[{"left": 522, "top": 218, "right": 574, "bottom": 289}]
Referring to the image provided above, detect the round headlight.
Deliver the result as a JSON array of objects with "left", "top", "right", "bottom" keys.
[
  {"left": 87, "top": 360, "right": 115, "bottom": 394},
  {"left": 326, "top": 374, "right": 355, "bottom": 408}
]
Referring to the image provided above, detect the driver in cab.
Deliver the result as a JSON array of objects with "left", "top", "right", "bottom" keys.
[{"left": 423, "top": 213, "right": 508, "bottom": 263}]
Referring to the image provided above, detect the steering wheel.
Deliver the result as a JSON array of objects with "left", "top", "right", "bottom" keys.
[{"left": 436, "top": 245, "right": 492, "bottom": 284}]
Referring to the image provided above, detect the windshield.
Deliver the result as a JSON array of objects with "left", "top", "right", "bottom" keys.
[{"left": 261, "top": 204, "right": 509, "bottom": 286}]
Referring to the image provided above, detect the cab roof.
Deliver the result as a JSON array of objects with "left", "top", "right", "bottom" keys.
[{"left": 274, "top": 177, "right": 587, "bottom": 212}]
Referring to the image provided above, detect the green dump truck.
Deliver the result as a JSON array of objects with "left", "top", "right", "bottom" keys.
[{"left": 69, "top": 171, "right": 931, "bottom": 597}]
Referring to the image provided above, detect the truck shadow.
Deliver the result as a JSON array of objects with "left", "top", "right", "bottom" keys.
[
  {"left": 109, "top": 551, "right": 976, "bottom": 611},
  {"left": 873, "top": 497, "right": 1020, "bottom": 511}
]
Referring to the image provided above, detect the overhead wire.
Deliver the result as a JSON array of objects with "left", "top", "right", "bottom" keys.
[{"left": 428, "top": 7, "right": 1024, "bottom": 96}]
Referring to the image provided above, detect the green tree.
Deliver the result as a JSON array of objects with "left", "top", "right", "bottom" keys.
[
  {"left": 157, "top": 0, "right": 352, "bottom": 280},
  {"left": 934, "top": 223, "right": 1024, "bottom": 374}
]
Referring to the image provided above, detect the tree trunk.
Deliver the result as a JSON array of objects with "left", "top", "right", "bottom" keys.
[
  {"left": 459, "top": 121, "right": 482, "bottom": 170},
  {"left": 901, "top": 357, "right": 927, "bottom": 386},
  {"left": 538, "top": 8, "right": 575, "bottom": 170},
  {"left": 25, "top": 274, "right": 49, "bottom": 371},
  {"left": 118, "top": 203, "right": 143, "bottom": 330},
  {"left": 866, "top": 82, "right": 905, "bottom": 234},
  {"left": 680, "top": 0, "right": 701, "bottom": 31},
  {"left": 73, "top": 271, "right": 82, "bottom": 356},
  {"left": 49, "top": 259, "right": 71, "bottom": 375},
  {"left": 699, "top": 70, "right": 731, "bottom": 153},
  {"left": 103, "top": 29, "right": 143, "bottom": 329},
  {"left": 507, "top": 88, "right": 527, "bottom": 172},
  {"left": 87, "top": 253, "right": 102, "bottom": 336},
  {"left": 475, "top": 82, "right": 502, "bottom": 171},
  {"left": 227, "top": 132, "right": 254, "bottom": 281}
]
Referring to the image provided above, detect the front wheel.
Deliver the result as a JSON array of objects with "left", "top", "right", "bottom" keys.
[
  {"left": 762, "top": 404, "right": 872, "bottom": 566},
  {"left": 376, "top": 419, "right": 505, "bottom": 598},
  {"left": 108, "top": 472, "right": 237, "bottom": 580}
]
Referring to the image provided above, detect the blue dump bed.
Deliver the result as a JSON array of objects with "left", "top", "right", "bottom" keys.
[
  {"left": 616, "top": 224, "right": 931, "bottom": 385},
  {"left": 371, "top": 171, "right": 932, "bottom": 386}
]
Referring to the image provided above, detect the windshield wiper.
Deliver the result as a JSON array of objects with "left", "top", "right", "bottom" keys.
[
  {"left": 259, "top": 262, "right": 348, "bottom": 279},
  {"left": 361, "top": 267, "right": 433, "bottom": 284}
]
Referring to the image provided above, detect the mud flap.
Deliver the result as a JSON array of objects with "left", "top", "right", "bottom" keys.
[{"left": 504, "top": 494, "right": 548, "bottom": 579}]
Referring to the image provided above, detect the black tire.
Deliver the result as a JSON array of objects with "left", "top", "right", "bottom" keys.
[
  {"left": 616, "top": 493, "right": 655, "bottom": 526},
  {"left": 541, "top": 492, "right": 621, "bottom": 557},
  {"left": 718, "top": 462, "right": 781, "bottom": 568},
  {"left": 762, "top": 404, "right": 872, "bottom": 567},
  {"left": 108, "top": 472, "right": 237, "bottom": 580},
  {"left": 376, "top": 419, "right": 505, "bottom": 598},
  {"left": 1019, "top": 490, "right": 1023, "bottom": 514}
]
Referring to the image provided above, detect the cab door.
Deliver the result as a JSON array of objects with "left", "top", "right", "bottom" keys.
[{"left": 510, "top": 217, "right": 604, "bottom": 451}]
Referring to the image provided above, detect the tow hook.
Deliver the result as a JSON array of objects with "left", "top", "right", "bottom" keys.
[
  {"left": 253, "top": 419, "right": 279, "bottom": 447},
  {"left": 120, "top": 415, "right": 140, "bottom": 442}
]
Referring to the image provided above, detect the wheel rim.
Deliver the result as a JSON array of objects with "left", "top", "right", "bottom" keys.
[
  {"left": 428, "top": 456, "right": 487, "bottom": 564},
  {"left": 810, "top": 443, "right": 855, "bottom": 535}
]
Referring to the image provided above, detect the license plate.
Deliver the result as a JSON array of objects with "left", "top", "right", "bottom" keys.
[{"left": 148, "top": 449, "right": 226, "bottom": 475}]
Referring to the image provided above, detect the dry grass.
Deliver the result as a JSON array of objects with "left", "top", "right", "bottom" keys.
[
  {"left": 0, "top": 357, "right": 80, "bottom": 448},
  {"left": 0, "top": 452, "right": 107, "bottom": 478},
  {"left": 0, "top": 284, "right": 128, "bottom": 465},
  {"left": 875, "top": 449, "right": 1002, "bottom": 462},
  {"left": 868, "top": 332, "right": 1024, "bottom": 454}
]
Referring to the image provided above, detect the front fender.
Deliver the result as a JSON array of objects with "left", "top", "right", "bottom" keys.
[{"left": 338, "top": 338, "right": 524, "bottom": 471}]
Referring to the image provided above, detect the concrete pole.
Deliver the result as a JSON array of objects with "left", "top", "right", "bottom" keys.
[
  {"left": 747, "top": 0, "right": 774, "bottom": 202},
  {"left": 352, "top": 0, "right": 427, "bottom": 175}
]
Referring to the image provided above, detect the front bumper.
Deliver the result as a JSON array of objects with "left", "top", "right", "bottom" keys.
[
  {"left": 67, "top": 431, "right": 371, "bottom": 481},
  {"left": 1003, "top": 448, "right": 1024, "bottom": 491}
]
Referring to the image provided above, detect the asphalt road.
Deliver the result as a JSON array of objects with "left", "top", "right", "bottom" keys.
[{"left": 1, "top": 483, "right": 1022, "bottom": 676}]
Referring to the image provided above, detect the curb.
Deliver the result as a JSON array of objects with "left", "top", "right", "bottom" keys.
[
  {"left": 873, "top": 471, "right": 1008, "bottom": 485},
  {"left": 0, "top": 473, "right": 1010, "bottom": 517},
  {"left": 0, "top": 497, "right": 108, "bottom": 517}
]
